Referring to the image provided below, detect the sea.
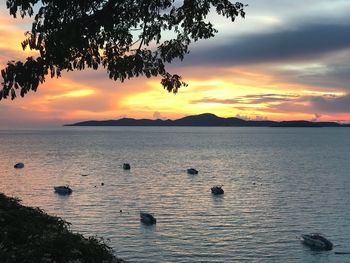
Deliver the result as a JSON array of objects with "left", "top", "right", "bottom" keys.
[{"left": 0, "top": 127, "right": 350, "bottom": 262}]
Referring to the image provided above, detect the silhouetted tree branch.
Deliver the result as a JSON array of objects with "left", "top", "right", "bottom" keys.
[{"left": 1, "top": 0, "right": 245, "bottom": 100}]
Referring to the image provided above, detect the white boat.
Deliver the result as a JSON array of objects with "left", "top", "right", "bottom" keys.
[
  {"left": 14, "top": 162, "right": 24, "bottom": 169},
  {"left": 54, "top": 186, "right": 73, "bottom": 195},
  {"left": 301, "top": 233, "right": 333, "bottom": 250},
  {"left": 140, "top": 212, "right": 156, "bottom": 225}
]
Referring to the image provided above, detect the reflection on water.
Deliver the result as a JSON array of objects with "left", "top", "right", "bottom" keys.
[{"left": 0, "top": 127, "right": 350, "bottom": 262}]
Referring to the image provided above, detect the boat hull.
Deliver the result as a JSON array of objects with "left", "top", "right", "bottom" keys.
[
  {"left": 301, "top": 234, "right": 333, "bottom": 250},
  {"left": 14, "top": 163, "right": 24, "bottom": 169},
  {"left": 54, "top": 186, "right": 73, "bottom": 195},
  {"left": 187, "top": 168, "right": 198, "bottom": 175},
  {"left": 140, "top": 213, "right": 156, "bottom": 225},
  {"left": 211, "top": 186, "right": 224, "bottom": 195},
  {"left": 123, "top": 163, "right": 131, "bottom": 170}
]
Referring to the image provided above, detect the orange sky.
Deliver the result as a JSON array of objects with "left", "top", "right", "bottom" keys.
[{"left": 1, "top": 2, "right": 350, "bottom": 127}]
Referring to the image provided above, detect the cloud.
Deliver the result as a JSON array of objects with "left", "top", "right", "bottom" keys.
[
  {"left": 191, "top": 98, "right": 240, "bottom": 105},
  {"left": 235, "top": 113, "right": 268, "bottom": 121},
  {"left": 275, "top": 60, "right": 350, "bottom": 91},
  {"left": 311, "top": 113, "right": 322, "bottom": 122},
  {"left": 309, "top": 93, "right": 350, "bottom": 113},
  {"left": 264, "top": 93, "right": 350, "bottom": 115},
  {"left": 0, "top": 103, "right": 65, "bottom": 128},
  {"left": 191, "top": 92, "right": 350, "bottom": 116},
  {"left": 191, "top": 93, "right": 299, "bottom": 105},
  {"left": 183, "top": 23, "right": 350, "bottom": 66},
  {"left": 153, "top": 111, "right": 167, "bottom": 120}
]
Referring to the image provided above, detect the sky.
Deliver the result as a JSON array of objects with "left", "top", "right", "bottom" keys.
[{"left": 1, "top": 0, "right": 350, "bottom": 127}]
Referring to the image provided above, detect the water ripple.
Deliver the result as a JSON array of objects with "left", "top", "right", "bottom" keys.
[{"left": 0, "top": 127, "right": 350, "bottom": 262}]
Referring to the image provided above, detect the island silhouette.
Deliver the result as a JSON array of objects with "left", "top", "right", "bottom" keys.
[{"left": 64, "top": 113, "right": 349, "bottom": 127}]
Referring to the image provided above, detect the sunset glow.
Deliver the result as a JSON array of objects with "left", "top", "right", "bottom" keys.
[{"left": 1, "top": 1, "right": 350, "bottom": 127}]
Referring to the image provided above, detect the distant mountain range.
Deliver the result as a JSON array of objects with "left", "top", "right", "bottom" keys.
[{"left": 64, "top": 113, "right": 350, "bottom": 127}]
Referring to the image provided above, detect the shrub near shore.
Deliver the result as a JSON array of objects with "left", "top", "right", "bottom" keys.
[{"left": 0, "top": 193, "right": 126, "bottom": 263}]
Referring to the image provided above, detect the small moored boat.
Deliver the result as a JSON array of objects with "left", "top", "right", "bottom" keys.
[
  {"left": 123, "top": 163, "right": 131, "bottom": 170},
  {"left": 140, "top": 212, "right": 156, "bottom": 225},
  {"left": 301, "top": 233, "right": 333, "bottom": 250},
  {"left": 54, "top": 185, "right": 73, "bottom": 195},
  {"left": 187, "top": 168, "right": 198, "bottom": 175},
  {"left": 14, "top": 162, "right": 24, "bottom": 169},
  {"left": 211, "top": 185, "right": 224, "bottom": 195}
]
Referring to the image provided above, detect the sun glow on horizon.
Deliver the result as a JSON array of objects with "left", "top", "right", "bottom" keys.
[{"left": 118, "top": 75, "right": 348, "bottom": 121}]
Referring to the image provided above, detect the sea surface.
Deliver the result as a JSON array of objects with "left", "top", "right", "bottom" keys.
[{"left": 0, "top": 127, "right": 350, "bottom": 262}]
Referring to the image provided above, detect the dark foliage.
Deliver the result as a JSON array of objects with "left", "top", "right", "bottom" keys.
[
  {"left": 0, "top": 193, "right": 125, "bottom": 262},
  {"left": 0, "top": 0, "right": 245, "bottom": 100}
]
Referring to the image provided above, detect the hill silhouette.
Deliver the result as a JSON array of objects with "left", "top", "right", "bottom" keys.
[{"left": 64, "top": 113, "right": 349, "bottom": 127}]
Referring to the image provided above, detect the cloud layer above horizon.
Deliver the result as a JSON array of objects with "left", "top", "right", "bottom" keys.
[{"left": 1, "top": 0, "right": 350, "bottom": 127}]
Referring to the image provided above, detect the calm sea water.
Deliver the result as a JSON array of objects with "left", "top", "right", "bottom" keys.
[{"left": 1, "top": 127, "right": 350, "bottom": 262}]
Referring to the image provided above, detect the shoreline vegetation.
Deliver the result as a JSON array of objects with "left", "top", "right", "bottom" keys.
[
  {"left": 64, "top": 113, "right": 350, "bottom": 127},
  {"left": 0, "top": 193, "right": 126, "bottom": 263}
]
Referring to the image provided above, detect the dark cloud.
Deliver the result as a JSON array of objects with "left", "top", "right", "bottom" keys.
[
  {"left": 264, "top": 101, "right": 310, "bottom": 113},
  {"left": 183, "top": 23, "right": 350, "bottom": 66},
  {"left": 65, "top": 68, "right": 112, "bottom": 83},
  {"left": 276, "top": 63, "right": 350, "bottom": 90},
  {"left": 191, "top": 93, "right": 299, "bottom": 105},
  {"left": 192, "top": 92, "right": 350, "bottom": 114},
  {"left": 265, "top": 93, "right": 350, "bottom": 114},
  {"left": 310, "top": 93, "right": 350, "bottom": 113},
  {"left": 241, "top": 94, "right": 299, "bottom": 104}
]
